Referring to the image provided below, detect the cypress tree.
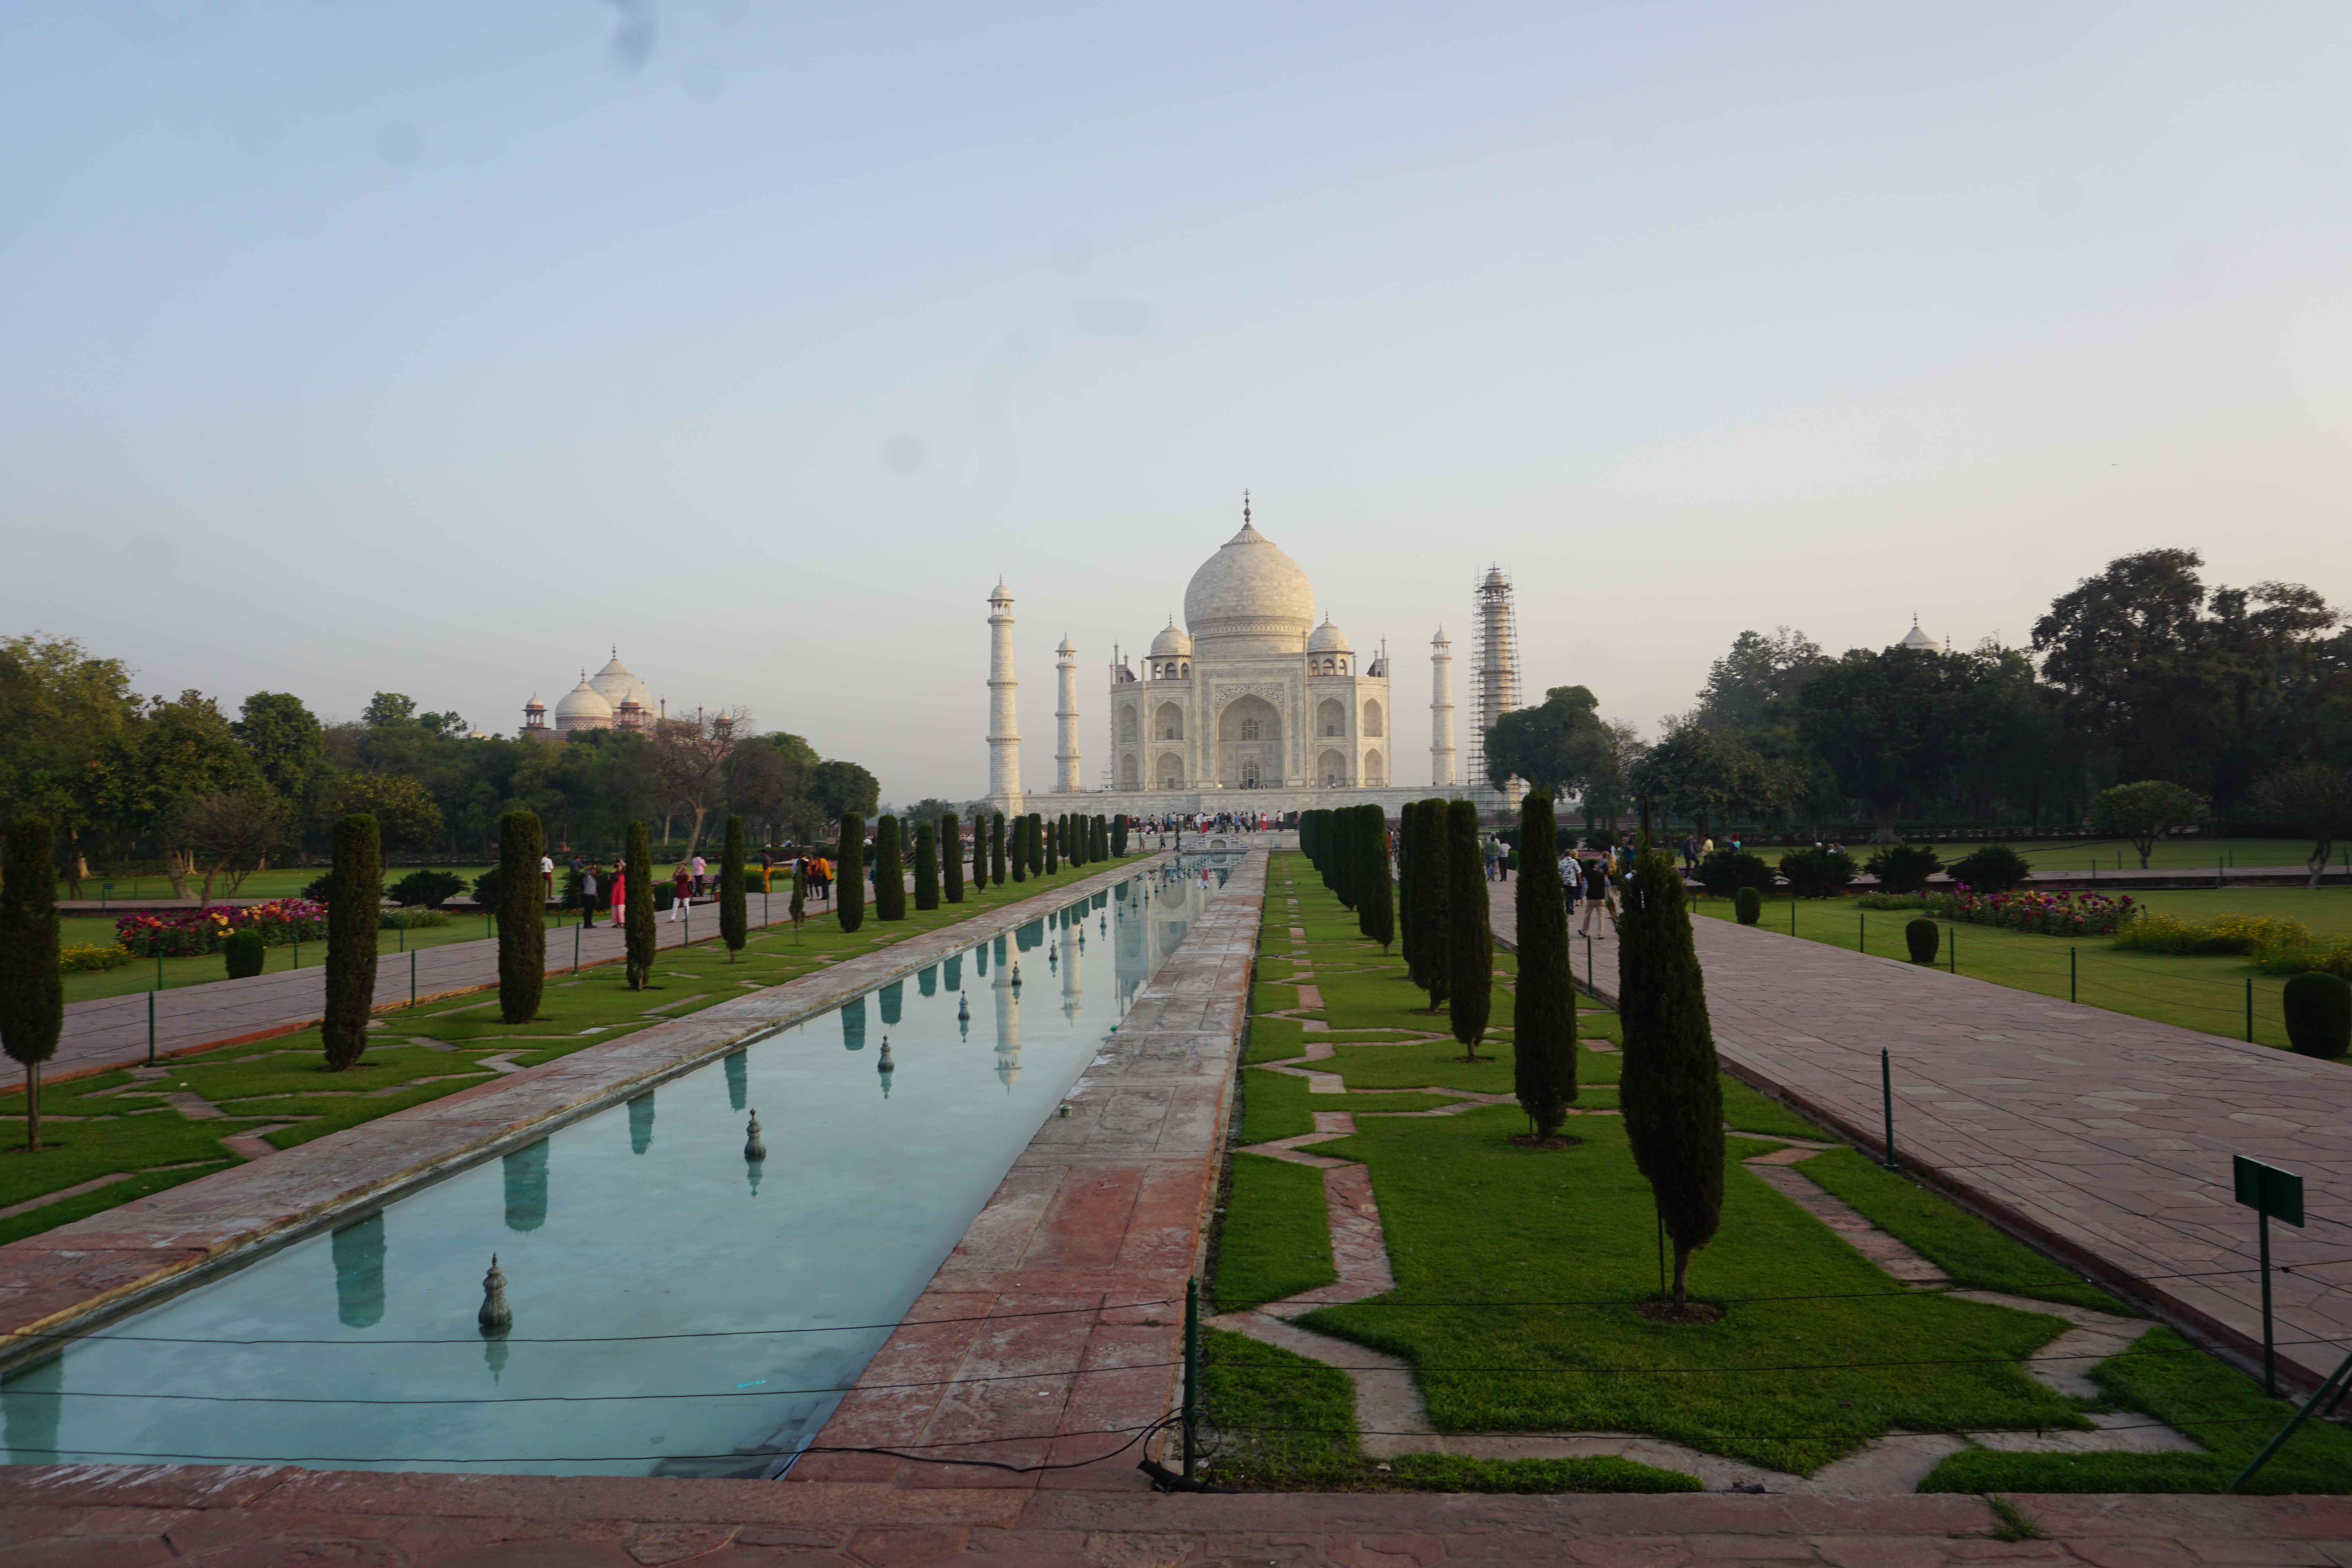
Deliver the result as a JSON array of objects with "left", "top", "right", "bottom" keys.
[
  {"left": 874, "top": 814, "right": 906, "bottom": 920},
  {"left": 992, "top": 812, "right": 1009, "bottom": 885},
  {"left": 973, "top": 811, "right": 989, "bottom": 890},
  {"left": 720, "top": 815, "right": 748, "bottom": 959},
  {"left": 625, "top": 821, "right": 656, "bottom": 988},
  {"left": 1399, "top": 800, "right": 1436, "bottom": 1003},
  {"left": 1353, "top": 804, "right": 1395, "bottom": 952},
  {"left": 1028, "top": 813, "right": 1044, "bottom": 876},
  {"left": 1332, "top": 805, "right": 1359, "bottom": 908},
  {"left": 837, "top": 813, "right": 867, "bottom": 931},
  {"left": 1008, "top": 813, "right": 1027, "bottom": 883},
  {"left": 1044, "top": 815, "right": 1060, "bottom": 874},
  {"left": 1093, "top": 816, "right": 1106, "bottom": 860},
  {"left": 1445, "top": 799, "right": 1491, "bottom": 1060},
  {"left": 1617, "top": 844, "right": 1724, "bottom": 1311},
  {"left": 323, "top": 812, "right": 381, "bottom": 1070},
  {"left": 0, "top": 818, "right": 63, "bottom": 1149},
  {"left": 1513, "top": 794, "right": 1578, "bottom": 1139},
  {"left": 1301, "top": 809, "right": 1319, "bottom": 864},
  {"left": 914, "top": 819, "right": 940, "bottom": 910},
  {"left": 497, "top": 811, "right": 546, "bottom": 1022},
  {"left": 1070, "top": 813, "right": 1085, "bottom": 867},
  {"left": 942, "top": 813, "right": 964, "bottom": 903},
  {"left": 1111, "top": 813, "right": 1128, "bottom": 857}
]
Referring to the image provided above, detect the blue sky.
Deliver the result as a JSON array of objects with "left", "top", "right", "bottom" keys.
[{"left": 5, "top": 2, "right": 2349, "bottom": 800}]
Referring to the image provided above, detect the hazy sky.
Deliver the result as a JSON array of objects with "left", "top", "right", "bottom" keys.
[{"left": 6, "top": 2, "right": 2349, "bottom": 802}]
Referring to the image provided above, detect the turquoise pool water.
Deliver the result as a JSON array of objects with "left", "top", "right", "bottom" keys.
[{"left": 1, "top": 862, "right": 1230, "bottom": 1476}]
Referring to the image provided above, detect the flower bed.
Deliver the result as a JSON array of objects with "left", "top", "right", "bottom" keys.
[
  {"left": 1922, "top": 886, "right": 2138, "bottom": 936},
  {"left": 115, "top": 898, "right": 327, "bottom": 958},
  {"left": 58, "top": 942, "right": 136, "bottom": 973}
]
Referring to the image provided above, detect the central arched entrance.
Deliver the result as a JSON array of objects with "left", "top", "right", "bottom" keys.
[{"left": 1217, "top": 695, "right": 1282, "bottom": 789}]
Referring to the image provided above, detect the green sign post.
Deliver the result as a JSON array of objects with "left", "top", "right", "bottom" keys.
[{"left": 2232, "top": 1154, "right": 2304, "bottom": 1396}]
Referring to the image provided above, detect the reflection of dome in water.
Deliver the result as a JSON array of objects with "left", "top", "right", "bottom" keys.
[{"left": 1182, "top": 520, "right": 1314, "bottom": 656}]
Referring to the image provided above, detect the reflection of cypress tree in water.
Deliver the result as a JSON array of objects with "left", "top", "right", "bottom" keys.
[
  {"left": 918, "top": 965, "right": 937, "bottom": 998},
  {"left": 841, "top": 994, "right": 867, "bottom": 1052},
  {"left": 993, "top": 958, "right": 1022, "bottom": 1091},
  {"left": 992, "top": 934, "right": 1007, "bottom": 969},
  {"left": 628, "top": 1092, "right": 655, "bottom": 1155},
  {"left": 1, "top": 1356, "right": 61, "bottom": 1461},
  {"left": 879, "top": 980, "right": 903, "bottom": 1026},
  {"left": 974, "top": 940, "right": 988, "bottom": 978},
  {"left": 503, "top": 1142, "right": 549, "bottom": 1232},
  {"left": 724, "top": 1051, "right": 748, "bottom": 1112},
  {"left": 1016, "top": 920, "right": 1043, "bottom": 953},
  {"left": 944, "top": 953, "right": 963, "bottom": 991},
  {"left": 332, "top": 1212, "right": 387, "bottom": 1328}
]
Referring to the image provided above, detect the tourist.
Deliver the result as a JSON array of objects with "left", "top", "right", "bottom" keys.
[
  {"left": 669, "top": 862, "right": 692, "bottom": 922},
  {"left": 609, "top": 866, "right": 626, "bottom": 926},
  {"left": 1681, "top": 833, "right": 1699, "bottom": 875},
  {"left": 541, "top": 851, "right": 555, "bottom": 902},
  {"left": 691, "top": 851, "right": 708, "bottom": 898},
  {"left": 1483, "top": 837, "right": 1499, "bottom": 881},
  {"left": 1578, "top": 856, "right": 1614, "bottom": 938},
  {"left": 580, "top": 864, "right": 600, "bottom": 927}
]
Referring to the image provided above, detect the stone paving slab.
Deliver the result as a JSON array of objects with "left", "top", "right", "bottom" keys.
[
  {"left": 790, "top": 855, "right": 1267, "bottom": 1494},
  {"left": 0, "top": 858, "right": 1170, "bottom": 1361},
  {"left": 5, "top": 1463, "right": 2350, "bottom": 1562}
]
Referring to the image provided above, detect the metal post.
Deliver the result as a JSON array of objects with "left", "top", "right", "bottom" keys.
[
  {"left": 2232, "top": 1343, "right": 2352, "bottom": 1492},
  {"left": 156, "top": 953, "right": 163, "bottom": 990},
  {"left": 2247, "top": 977, "right": 2256, "bottom": 1043},
  {"left": 147, "top": 990, "right": 156, "bottom": 1067},
  {"left": 2070, "top": 947, "right": 2077, "bottom": 1004},
  {"left": 410, "top": 949, "right": 417, "bottom": 1008},
  {"left": 1948, "top": 928, "right": 1955, "bottom": 974},
  {"left": 292, "top": 931, "right": 298, "bottom": 969},
  {"left": 573, "top": 923, "right": 581, "bottom": 975},
  {"left": 1791, "top": 899, "right": 1797, "bottom": 935},
  {"left": 1881, "top": 1048, "right": 1898, "bottom": 1170},
  {"left": 1858, "top": 912, "right": 1865, "bottom": 952},
  {"left": 2260, "top": 1207, "right": 2276, "bottom": 1396},
  {"left": 1181, "top": 1276, "right": 1200, "bottom": 1481}
]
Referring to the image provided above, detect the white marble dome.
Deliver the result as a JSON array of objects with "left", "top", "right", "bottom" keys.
[
  {"left": 1307, "top": 615, "right": 1350, "bottom": 654},
  {"left": 1149, "top": 619, "right": 1192, "bottom": 657},
  {"left": 554, "top": 678, "right": 613, "bottom": 730},
  {"left": 589, "top": 654, "right": 654, "bottom": 715},
  {"left": 1898, "top": 620, "right": 1941, "bottom": 653},
  {"left": 1183, "top": 521, "right": 1314, "bottom": 656}
]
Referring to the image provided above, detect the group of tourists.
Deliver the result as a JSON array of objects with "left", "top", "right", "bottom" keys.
[{"left": 1138, "top": 811, "right": 1276, "bottom": 837}]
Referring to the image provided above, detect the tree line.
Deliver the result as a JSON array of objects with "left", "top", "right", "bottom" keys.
[
  {"left": 1485, "top": 549, "right": 2352, "bottom": 846},
  {"left": 0, "top": 634, "right": 882, "bottom": 898}
]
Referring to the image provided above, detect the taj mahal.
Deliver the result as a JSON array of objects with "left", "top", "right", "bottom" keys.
[{"left": 983, "top": 501, "right": 1514, "bottom": 819}]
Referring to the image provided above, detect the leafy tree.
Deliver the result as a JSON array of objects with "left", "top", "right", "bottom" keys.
[
  {"left": 2086, "top": 780, "right": 2205, "bottom": 868},
  {"left": 1445, "top": 800, "right": 1491, "bottom": 1061},
  {"left": 362, "top": 692, "right": 418, "bottom": 728},
  {"left": 624, "top": 822, "right": 656, "bottom": 987},
  {"left": 497, "top": 812, "right": 546, "bottom": 1022},
  {"left": 1402, "top": 799, "right": 1449, "bottom": 1010},
  {"left": 230, "top": 692, "right": 325, "bottom": 815},
  {"left": 1948, "top": 844, "right": 2032, "bottom": 892},
  {"left": 1354, "top": 804, "right": 1394, "bottom": 953},
  {"left": 164, "top": 790, "right": 294, "bottom": 903},
  {"left": 1795, "top": 648, "right": 1984, "bottom": 840},
  {"left": 873, "top": 814, "right": 907, "bottom": 920},
  {"left": 942, "top": 813, "right": 964, "bottom": 903},
  {"left": 1616, "top": 844, "right": 1723, "bottom": 1312},
  {"left": 836, "top": 812, "right": 867, "bottom": 931},
  {"left": 2035, "top": 549, "right": 2339, "bottom": 811},
  {"left": 2256, "top": 764, "right": 2352, "bottom": 888},
  {"left": 323, "top": 813, "right": 381, "bottom": 1071},
  {"left": 649, "top": 707, "right": 748, "bottom": 855},
  {"left": 720, "top": 815, "right": 748, "bottom": 956},
  {"left": 91, "top": 690, "right": 266, "bottom": 898},
  {"left": 1692, "top": 628, "right": 1830, "bottom": 732},
  {"left": 1632, "top": 717, "right": 1791, "bottom": 837},
  {"left": 1512, "top": 794, "right": 1577, "bottom": 1139},
  {"left": 0, "top": 818, "right": 62, "bottom": 1150},
  {"left": 809, "top": 759, "right": 881, "bottom": 822},
  {"left": 0, "top": 636, "right": 140, "bottom": 886},
  {"left": 327, "top": 773, "right": 446, "bottom": 851},
  {"left": 1484, "top": 685, "right": 1611, "bottom": 797}
]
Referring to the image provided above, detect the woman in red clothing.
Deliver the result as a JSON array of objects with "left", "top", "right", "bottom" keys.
[{"left": 609, "top": 868, "right": 626, "bottom": 926}]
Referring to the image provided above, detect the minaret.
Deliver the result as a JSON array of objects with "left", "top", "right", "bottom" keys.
[
  {"left": 1430, "top": 627, "right": 1456, "bottom": 787},
  {"left": 1054, "top": 636, "right": 1082, "bottom": 794},
  {"left": 987, "top": 580, "right": 1024, "bottom": 816}
]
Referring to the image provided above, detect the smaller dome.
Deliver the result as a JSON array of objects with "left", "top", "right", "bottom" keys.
[
  {"left": 524, "top": 693, "right": 546, "bottom": 714},
  {"left": 1897, "top": 618, "right": 1941, "bottom": 653},
  {"left": 554, "top": 679, "right": 612, "bottom": 722},
  {"left": 1149, "top": 619, "right": 1192, "bottom": 657},
  {"left": 1308, "top": 615, "right": 1350, "bottom": 654},
  {"left": 1057, "top": 635, "right": 1076, "bottom": 656}
]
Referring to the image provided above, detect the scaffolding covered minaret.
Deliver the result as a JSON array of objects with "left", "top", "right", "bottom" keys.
[{"left": 1466, "top": 566, "right": 1520, "bottom": 795}]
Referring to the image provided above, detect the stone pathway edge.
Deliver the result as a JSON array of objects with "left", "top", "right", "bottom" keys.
[{"left": 0, "top": 853, "right": 1177, "bottom": 1366}]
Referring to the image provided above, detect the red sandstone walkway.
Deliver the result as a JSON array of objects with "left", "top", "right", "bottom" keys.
[
  {"left": 1483, "top": 875, "right": 2352, "bottom": 1393},
  {"left": 6, "top": 1464, "right": 2351, "bottom": 1564},
  {"left": 790, "top": 854, "right": 1267, "bottom": 1493}
]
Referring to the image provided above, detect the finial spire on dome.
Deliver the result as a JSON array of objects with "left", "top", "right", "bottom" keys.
[{"left": 1243, "top": 488, "right": 1250, "bottom": 527}]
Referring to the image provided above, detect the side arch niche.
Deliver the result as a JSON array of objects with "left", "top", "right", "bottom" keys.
[
  {"left": 1155, "top": 702, "right": 1184, "bottom": 742},
  {"left": 1362, "top": 699, "right": 1384, "bottom": 738}
]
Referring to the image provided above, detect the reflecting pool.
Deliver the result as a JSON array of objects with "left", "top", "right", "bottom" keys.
[{"left": 1, "top": 862, "right": 1232, "bottom": 1476}]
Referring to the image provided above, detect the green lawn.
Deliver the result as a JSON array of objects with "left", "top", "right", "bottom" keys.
[
  {"left": 1215, "top": 1154, "right": 1336, "bottom": 1311},
  {"left": 0, "top": 858, "right": 1131, "bottom": 1243},
  {"left": 60, "top": 907, "right": 537, "bottom": 1005},
  {"left": 55, "top": 865, "right": 493, "bottom": 905},
  {"left": 1695, "top": 893, "right": 2339, "bottom": 1052},
  {"left": 1704, "top": 837, "right": 2341, "bottom": 876},
  {"left": 1220, "top": 852, "right": 2352, "bottom": 1492}
]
